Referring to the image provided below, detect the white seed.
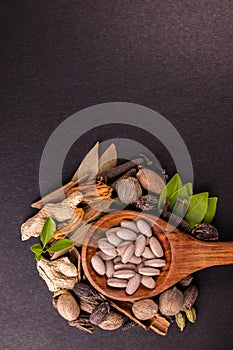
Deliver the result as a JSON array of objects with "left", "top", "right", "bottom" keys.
[
  {"left": 144, "top": 259, "right": 166, "bottom": 268},
  {"left": 136, "top": 262, "right": 144, "bottom": 271},
  {"left": 113, "top": 269, "right": 136, "bottom": 279},
  {"left": 149, "top": 236, "right": 164, "bottom": 257},
  {"left": 105, "top": 260, "right": 114, "bottom": 278},
  {"left": 136, "top": 219, "right": 152, "bottom": 237},
  {"left": 113, "top": 256, "right": 122, "bottom": 264},
  {"left": 97, "top": 237, "right": 108, "bottom": 247},
  {"left": 106, "top": 232, "right": 123, "bottom": 247},
  {"left": 114, "top": 263, "right": 136, "bottom": 271},
  {"left": 116, "top": 229, "right": 138, "bottom": 241},
  {"left": 142, "top": 247, "right": 156, "bottom": 259},
  {"left": 107, "top": 278, "right": 128, "bottom": 288},
  {"left": 96, "top": 251, "right": 115, "bottom": 261},
  {"left": 128, "top": 255, "right": 142, "bottom": 264},
  {"left": 135, "top": 235, "right": 146, "bottom": 257},
  {"left": 138, "top": 267, "right": 160, "bottom": 276},
  {"left": 117, "top": 241, "right": 131, "bottom": 256},
  {"left": 141, "top": 276, "right": 156, "bottom": 289},
  {"left": 126, "top": 274, "right": 141, "bottom": 295},
  {"left": 91, "top": 255, "right": 106, "bottom": 276},
  {"left": 105, "top": 227, "right": 121, "bottom": 234},
  {"left": 99, "top": 240, "right": 117, "bottom": 257},
  {"left": 120, "top": 220, "right": 139, "bottom": 233},
  {"left": 121, "top": 243, "right": 135, "bottom": 264}
]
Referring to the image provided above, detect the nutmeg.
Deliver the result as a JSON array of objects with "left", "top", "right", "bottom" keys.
[
  {"left": 56, "top": 292, "right": 80, "bottom": 321},
  {"left": 132, "top": 299, "right": 158, "bottom": 320},
  {"left": 136, "top": 168, "right": 165, "bottom": 194},
  {"left": 159, "top": 287, "right": 184, "bottom": 316},
  {"left": 116, "top": 177, "right": 142, "bottom": 204},
  {"left": 98, "top": 311, "right": 124, "bottom": 330}
]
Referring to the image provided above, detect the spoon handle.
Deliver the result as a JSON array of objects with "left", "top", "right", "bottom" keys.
[{"left": 200, "top": 241, "right": 233, "bottom": 267}]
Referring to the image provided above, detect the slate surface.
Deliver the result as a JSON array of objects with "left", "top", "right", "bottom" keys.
[{"left": 0, "top": 1, "right": 233, "bottom": 350}]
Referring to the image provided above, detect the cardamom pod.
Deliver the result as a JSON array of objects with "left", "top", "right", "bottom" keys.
[
  {"left": 185, "top": 307, "right": 196, "bottom": 323},
  {"left": 175, "top": 312, "right": 186, "bottom": 331}
]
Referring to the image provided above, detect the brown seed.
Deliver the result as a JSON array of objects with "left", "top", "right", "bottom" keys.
[
  {"left": 141, "top": 247, "right": 156, "bottom": 259},
  {"left": 144, "top": 259, "right": 166, "bottom": 268},
  {"left": 57, "top": 293, "right": 80, "bottom": 321},
  {"left": 113, "top": 269, "right": 136, "bottom": 279},
  {"left": 136, "top": 219, "right": 153, "bottom": 237},
  {"left": 181, "top": 285, "right": 198, "bottom": 311},
  {"left": 126, "top": 274, "right": 141, "bottom": 295},
  {"left": 121, "top": 243, "right": 135, "bottom": 264},
  {"left": 107, "top": 278, "right": 128, "bottom": 288},
  {"left": 132, "top": 299, "right": 158, "bottom": 320},
  {"left": 105, "top": 260, "right": 114, "bottom": 278},
  {"left": 141, "top": 276, "right": 156, "bottom": 289},
  {"left": 91, "top": 255, "right": 106, "bottom": 276},
  {"left": 149, "top": 236, "right": 164, "bottom": 257},
  {"left": 138, "top": 267, "right": 160, "bottom": 276},
  {"left": 135, "top": 235, "right": 146, "bottom": 257}
]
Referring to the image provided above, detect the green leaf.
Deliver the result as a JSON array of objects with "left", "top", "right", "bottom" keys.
[
  {"left": 203, "top": 197, "right": 218, "bottom": 224},
  {"left": 35, "top": 253, "right": 42, "bottom": 261},
  {"left": 158, "top": 173, "right": 182, "bottom": 209},
  {"left": 30, "top": 243, "right": 43, "bottom": 255},
  {"left": 168, "top": 183, "right": 193, "bottom": 210},
  {"left": 184, "top": 192, "right": 209, "bottom": 229},
  {"left": 40, "top": 217, "right": 56, "bottom": 248},
  {"left": 47, "top": 239, "right": 73, "bottom": 253}
]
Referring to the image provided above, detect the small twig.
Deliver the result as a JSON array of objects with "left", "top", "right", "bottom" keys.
[
  {"left": 111, "top": 168, "right": 137, "bottom": 190},
  {"left": 98, "top": 158, "right": 144, "bottom": 182}
]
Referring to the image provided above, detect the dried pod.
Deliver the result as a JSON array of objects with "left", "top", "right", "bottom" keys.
[
  {"left": 69, "top": 315, "right": 95, "bottom": 334},
  {"left": 133, "top": 195, "right": 158, "bottom": 211},
  {"left": 122, "top": 319, "right": 138, "bottom": 331},
  {"left": 98, "top": 311, "right": 124, "bottom": 330},
  {"left": 182, "top": 285, "right": 198, "bottom": 311},
  {"left": 132, "top": 299, "right": 158, "bottom": 320},
  {"left": 185, "top": 307, "right": 197, "bottom": 323},
  {"left": 116, "top": 177, "right": 142, "bottom": 204},
  {"left": 73, "top": 283, "right": 103, "bottom": 302},
  {"left": 175, "top": 312, "right": 186, "bottom": 331},
  {"left": 90, "top": 301, "right": 110, "bottom": 325},
  {"left": 159, "top": 287, "right": 184, "bottom": 316},
  {"left": 191, "top": 223, "right": 219, "bottom": 241},
  {"left": 56, "top": 293, "right": 80, "bottom": 321},
  {"left": 179, "top": 275, "right": 193, "bottom": 287},
  {"left": 136, "top": 168, "right": 165, "bottom": 194}
]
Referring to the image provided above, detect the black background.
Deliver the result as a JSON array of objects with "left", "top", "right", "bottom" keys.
[{"left": 1, "top": 1, "right": 233, "bottom": 350}]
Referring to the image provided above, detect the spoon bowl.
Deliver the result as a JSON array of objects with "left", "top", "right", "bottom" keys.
[{"left": 82, "top": 210, "right": 233, "bottom": 301}]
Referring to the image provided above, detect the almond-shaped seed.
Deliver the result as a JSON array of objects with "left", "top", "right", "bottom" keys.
[
  {"left": 135, "top": 235, "right": 146, "bottom": 257},
  {"left": 105, "top": 227, "right": 122, "bottom": 234},
  {"left": 149, "top": 237, "right": 164, "bottom": 257},
  {"left": 96, "top": 251, "right": 115, "bottom": 261},
  {"left": 91, "top": 255, "right": 106, "bottom": 276},
  {"left": 144, "top": 259, "right": 166, "bottom": 268},
  {"left": 121, "top": 243, "right": 135, "bottom": 264},
  {"left": 142, "top": 247, "right": 156, "bottom": 259},
  {"left": 114, "top": 263, "right": 136, "bottom": 271},
  {"left": 128, "top": 255, "right": 142, "bottom": 264},
  {"left": 107, "top": 278, "right": 128, "bottom": 288},
  {"left": 117, "top": 242, "right": 131, "bottom": 256},
  {"left": 136, "top": 262, "right": 144, "bottom": 272},
  {"left": 120, "top": 220, "right": 139, "bottom": 233},
  {"left": 113, "top": 256, "right": 122, "bottom": 264},
  {"left": 138, "top": 267, "right": 160, "bottom": 276},
  {"left": 126, "top": 274, "right": 141, "bottom": 295},
  {"left": 141, "top": 276, "right": 156, "bottom": 289},
  {"left": 116, "top": 229, "right": 138, "bottom": 241},
  {"left": 105, "top": 260, "right": 114, "bottom": 278},
  {"left": 99, "top": 241, "right": 117, "bottom": 257},
  {"left": 97, "top": 237, "right": 108, "bottom": 247},
  {"left": 106, "top": 232, "right": 123, "bottom": 247},
  {"left": 113, "top": 269, "right": 136, "bottom": 279},
  {"left": 136, "top": 219, "right": 152, "bottom": 237}
]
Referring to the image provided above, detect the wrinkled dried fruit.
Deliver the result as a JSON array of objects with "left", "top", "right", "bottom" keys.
[
  {"left": 90, "top": 301, "right": 110, "bottom": 325},
  {"left": 159, "top": 287, "right": 184, "bottom": 316},
  {"left": 191, "top": 223, "right": 219, "bottom": 241},
  {"left": 132, "top": 299, "right": 158, "bottom": 320}
]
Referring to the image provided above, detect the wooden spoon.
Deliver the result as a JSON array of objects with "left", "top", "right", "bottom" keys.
[{"left": 81, "top": 210, "right": 233, "bottom": 301}]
